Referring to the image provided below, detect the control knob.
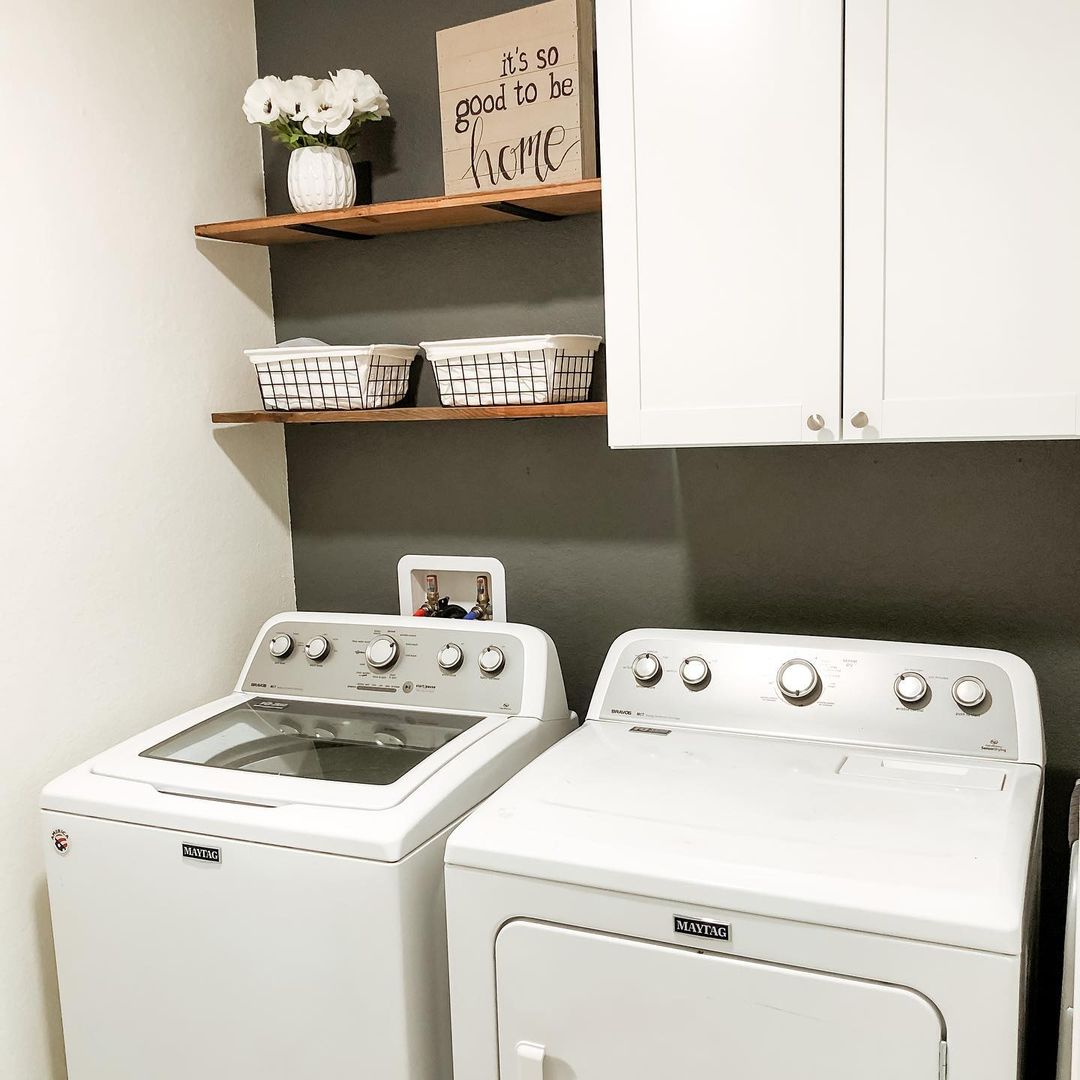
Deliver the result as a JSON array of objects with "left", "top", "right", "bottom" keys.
[
  {"left": 478, "top": 646, "right": 505, "bottom": 675},
  {"left": 777, "top": 659, "right": 820, "bottom": 702},
  {"left": 304, "top": 636, "right": 331, "bottom": 662},
  {"left": 894, "top": 671, "right": 929, "bottom": 705},
  {"left": 268, "top": 633, "right": 294, "bottom": 659},
  {"left": 438, "top": 643, "right": 464, "bottom": 672},
  {"left": 952, "top": 676, "right": 987, "bottom": 709},
  {"left": 679, "top": 656, "right": 710, "bottom": 687},
  {"left": 631, "top": 652, "right": 663, "bottom": 684},
  {"left": 365, "top": 635, "right": 399, "bottom": 670}
]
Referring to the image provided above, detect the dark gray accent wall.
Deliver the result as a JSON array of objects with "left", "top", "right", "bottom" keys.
[{"left": 256, "top": 2, "right": 1078, "bottom": 1070}]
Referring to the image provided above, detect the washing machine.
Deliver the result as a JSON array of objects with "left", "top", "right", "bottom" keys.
[
  {"left": 42, "top": 612, "right": 574, "bottom": 1080},
  {"left": 1056, "top": 781, "right": 1080, "bottom": 1078},
  {"left": 446, "top": 629, "right": 1044, "bottom": 1080}
]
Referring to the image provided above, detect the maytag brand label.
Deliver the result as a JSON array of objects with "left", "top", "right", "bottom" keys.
[
  {"left": 182, "top": 844, "right": 221, "bottom": 864},
  {"left": 673, "top": 915, "right": 730, "bottom": 941}
]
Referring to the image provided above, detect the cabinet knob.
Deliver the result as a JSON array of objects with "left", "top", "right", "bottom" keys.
[
  {"left": 850, "top": 411, "right": 870, "bottom": 429},
  {"left": 806, "top": 414, "right": 825, "bottom": 432}
]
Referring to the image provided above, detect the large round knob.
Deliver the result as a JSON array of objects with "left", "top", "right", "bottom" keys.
[
  {"left": 777, "top": 659, "right": 820, "bottom": 701},
  {"left": 437, "top": 643, "right": 464, "bottom": 672},
  {"left": 631, "top": 652, "right": 662, "bottom": 684},
  {"left": 894, "top": 671, "right": 929, "bottom": 705},
  {"left": 680, "top": 656, "right": 710, "bottom": 687},
  {"left": 304, "top": 635, "right": 331, "bottom": 662},
  {"left": 478, "top": 646, "right": 505, "bottom": 675},
  {"left": 365, "top": 636, "right": 399, "bottom": 670},
  {"left": 268, "top": 633, "right": 294, "bottom": 659},
  {"left": 953, "top": 676, "right": 987, "bottom": 709}
]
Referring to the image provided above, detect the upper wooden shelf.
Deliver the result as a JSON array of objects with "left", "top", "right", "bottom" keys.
[{"left": 195, "top": 178, "right": 601, "bottom": 246}]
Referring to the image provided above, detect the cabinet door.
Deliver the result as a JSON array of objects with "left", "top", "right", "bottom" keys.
[
  {"left": 845, "top": 0, "right": 1080, "bottom": 441},
  {"left": 496, "top": 921, "right": 946, "bottom": 1079},
  {"left": 597, "top": 0, "right": 843, "bottom": 447}
]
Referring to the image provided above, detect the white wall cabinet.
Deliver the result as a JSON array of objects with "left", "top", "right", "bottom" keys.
[{"left": 597, "top": 0, "right": 1080, "bottom": 447}]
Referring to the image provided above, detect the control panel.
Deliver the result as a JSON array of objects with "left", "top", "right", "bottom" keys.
[
  {"left": 243, "top": 618, "right": 526, "bottom": 716},
  {"left": 593, "top": 630, "right": 1040, "bottom": 763}
]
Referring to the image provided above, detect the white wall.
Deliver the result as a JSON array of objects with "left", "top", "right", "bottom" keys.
[{"left": 0, "top": 3, "right": 294, "bottom": 1076}]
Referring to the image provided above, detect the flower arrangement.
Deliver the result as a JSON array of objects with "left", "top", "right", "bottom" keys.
[{"left": 243, "top": 69, "right": 390, "bottom": 158}]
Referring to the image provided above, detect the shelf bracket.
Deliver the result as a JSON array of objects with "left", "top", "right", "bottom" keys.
[
  {"left": 489, "top": 201, "right": 564, "bottom": 223},
  {"left": 286, "top": 223, "right": 374, "bottom": 241}
]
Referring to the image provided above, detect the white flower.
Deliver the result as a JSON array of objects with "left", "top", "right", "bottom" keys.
[
  {"left": 301, "top": 79, "right": 355, "bottom": 136},
  {"left": 276, "top": 75, "right": 318, "bottom": 121},
  {"left": 331, "top": 68, "right": 390, "bottom": 118},
  {"left": 242, "top": 76, "right": 285, "bottom": 125}
]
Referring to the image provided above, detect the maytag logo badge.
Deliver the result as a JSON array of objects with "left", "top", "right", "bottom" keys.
[
  {"left": 182, "top": 843, "right": 221, "bottom": 864},
  {"left": 673, "top": 915, "right": 730, "bottom": 941}
]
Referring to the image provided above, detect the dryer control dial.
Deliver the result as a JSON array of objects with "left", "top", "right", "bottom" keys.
[
  {"left": 631, "top": 652, "right": 663, "bottom": 684},
  {"left": 304, "top": 636, "right": 331, "bottom": 662},
  {"left": 478, "top": 646, "right": 505, "bottom": 675},
  {"left": 953, "top": 676, "right": 987, "bottom": 709},
  {"left": 777, "top": 659, "right": 820, "bottom": 701},
  {"left": 268, "top": 633, "right": 294, "bottom": 659},
  {"left": 365, "top": 636, "right": 399, "bottom": 670},
  {"left": 894, "top": 671, "right": 929, "bottom": 705}
]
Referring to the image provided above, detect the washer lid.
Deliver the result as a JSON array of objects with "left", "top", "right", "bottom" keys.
[
  {"left": 90, "top": 693, "right": 502, "bottom": 813},
  {"left": 445, "top": 720, "right": 1043, "bottom": 954},
  {"left": 141, "top": 698, "right": 479, "bottom": 789}
]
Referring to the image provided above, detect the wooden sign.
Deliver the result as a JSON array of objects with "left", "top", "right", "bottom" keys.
[{"left": 436, "top": 0, "right": 596, "bottom": 196}]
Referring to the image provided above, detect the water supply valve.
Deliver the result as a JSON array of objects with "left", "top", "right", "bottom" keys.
[
  {"left": 413, "top": 574, "right": 442, "bottom": 617},
  {"left": 465, "top": 575, "right": 493, "bottom": 621}
]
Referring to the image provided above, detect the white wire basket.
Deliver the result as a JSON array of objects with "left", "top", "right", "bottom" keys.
[
  {"left": 245, "top": 339, "right": 418, "bottom": 411},
  {"left": 420, "top": 335, "right": 602, "bottom": 407}
]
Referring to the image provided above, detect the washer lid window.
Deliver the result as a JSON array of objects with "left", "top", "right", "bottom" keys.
[{"left": 141, "top": 700, "right": 483, "bottom": 787}]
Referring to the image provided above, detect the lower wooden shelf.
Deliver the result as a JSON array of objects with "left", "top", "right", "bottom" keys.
[{"left": 211, "top": 402, "right": 608, "bottom": 424}]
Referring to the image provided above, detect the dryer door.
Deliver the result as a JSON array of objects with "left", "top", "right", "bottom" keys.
[{"left": 496, "top": 922, "right": 945, "bottom": 1079}]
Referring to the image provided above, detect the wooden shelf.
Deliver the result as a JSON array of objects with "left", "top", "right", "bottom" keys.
[
  {"left": 212, "top": 402, "right": 607, "bottom": 424},
  {"left": 195, "top": 178, "right": 601, "bottom": 246}
]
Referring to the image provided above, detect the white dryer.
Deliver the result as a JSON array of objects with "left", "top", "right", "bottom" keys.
[
  {"left": 446, "top": 629, "right": 1044, "bottom": 1080},
  {"left": 1056, "top": 781, "right": 1080, "bottom": 1078},
  {"left": 42, "top": 612, "right": 574, "bottom": 1080}
]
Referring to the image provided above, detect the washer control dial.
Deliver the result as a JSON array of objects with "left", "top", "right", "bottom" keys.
[
  {"left": 953, "top": 676, "right": 987, "bottom": 709},
  {"left": 268, "top": 633, "right": 294, "bottom": 659},
  {"left": 894, "top": 671, "right": 929, "bottom": 705},
  {"left": 777, "top": 659, "right": 820, "bottom": 701},
  {"left": 631, "top": 652, "right": 663, "bottom": 684},
  {"left": 365, "top": 635, "right": 399, "bottom": 670},
  {"left": 438, "top": 643, "right": 464, "bottom": 672},
  {"left": 478, "top": 646, "right": 505, "bottom": 675},
  {"left": 304, "top": 635, "right": 331, "bottom": 662},
  {"left": 679, "top": 656, "right": 710, "bottom": 687}
]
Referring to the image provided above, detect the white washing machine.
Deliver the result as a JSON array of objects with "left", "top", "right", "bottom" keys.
[
  {"left": 446, "top": 629, "right": 1044, "bottom": 1080},
  {"left": 42, "top": 612, "right": 574, "bottom": 1080}
]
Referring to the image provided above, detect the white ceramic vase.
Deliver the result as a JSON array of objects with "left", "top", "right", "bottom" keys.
[{"left": 287, "top": 146, "right": 357, "bottom": 213}]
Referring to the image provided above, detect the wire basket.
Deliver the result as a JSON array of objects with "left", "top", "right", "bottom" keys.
[
  {"left": 421, "top": 335, "right": 602, "bottom": 407},
  {"left": 244, "top": 340, "right": 417, "bottom": 411}
]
